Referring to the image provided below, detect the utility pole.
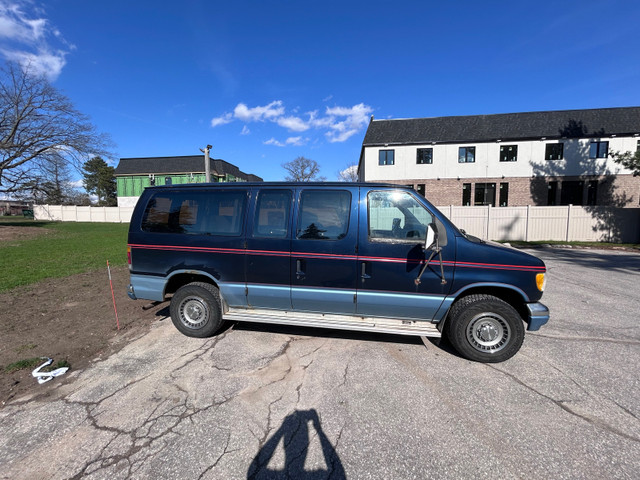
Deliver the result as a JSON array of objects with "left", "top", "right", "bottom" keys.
[{"left": 199, "top": 144, "right": 212, "bottom": 182}]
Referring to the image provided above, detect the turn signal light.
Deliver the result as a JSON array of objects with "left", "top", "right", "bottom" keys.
[
  {"left": 127, "top": 246, "right": 132, "bottom": 270},
  {"left": 536, "top": 273, "right": 546, "bottom": 292}
]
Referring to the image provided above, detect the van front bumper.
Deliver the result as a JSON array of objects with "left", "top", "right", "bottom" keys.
[{"left": 526, "top": 302, "right": 549, "bottom": 331}]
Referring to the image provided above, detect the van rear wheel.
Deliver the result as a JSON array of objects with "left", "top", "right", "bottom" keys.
[
  {"left": 170, "top": 282, "right": 223, "bottom": 338},
  {"left": 446, "top": 294, "right": 524, "bottom": 363}
]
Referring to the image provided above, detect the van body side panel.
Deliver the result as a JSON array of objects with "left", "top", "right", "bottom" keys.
[
  {"left": 290, "top": 187, "right": 359, "bottom": 314},
  {"left": 449, "top": 236, "right": 546, "bottom": 303},
  {"left": 355, "top": 188, "right": 456, "bottom": 321},
  {"left": 127, "top": 187, "right": 250, "bottom": 306}
]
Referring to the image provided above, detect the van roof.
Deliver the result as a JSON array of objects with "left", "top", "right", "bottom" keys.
[{"left": 145, "top": 182, "right": 412, "bottom": 189}]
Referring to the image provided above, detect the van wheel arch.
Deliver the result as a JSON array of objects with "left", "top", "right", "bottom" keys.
[{"left": 165, "top": 272, "right": 219, "bottom": 296}]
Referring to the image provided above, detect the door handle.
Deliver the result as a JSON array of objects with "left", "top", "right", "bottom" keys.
[
  {"left": 296, "top": 259, "right": 306, "bottom": 279},
  {"left": 361, "top": 262, "right": 371, "bottom": 281}
]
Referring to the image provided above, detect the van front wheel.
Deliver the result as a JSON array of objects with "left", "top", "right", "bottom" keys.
[
  {"left": 170, "top": 282, "right": 223, "bottom": 338},
  {"left": 446, "top": 294, "right": 524, "bottom": 363}
]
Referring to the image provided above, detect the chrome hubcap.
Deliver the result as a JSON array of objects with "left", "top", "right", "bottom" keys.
[
  {"left": 179, "top": 297, "right": 209, "bottom": 328},
  {"left": 467, "top": 313, "right": 510, "bottom": 353}
]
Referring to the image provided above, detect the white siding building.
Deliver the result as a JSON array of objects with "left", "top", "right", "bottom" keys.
[{"left": 358, "top": 107, "right": 640, "bottom": 207}]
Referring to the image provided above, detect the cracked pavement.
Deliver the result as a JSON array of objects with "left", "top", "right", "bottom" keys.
[{"left": 1, "top": 248, "right": 639, "bottom": 479}]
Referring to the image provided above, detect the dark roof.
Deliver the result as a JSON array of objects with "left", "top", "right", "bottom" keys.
[
  {"left": 114, "top": 155, "right": 262, "bottom": 181},
  {"left": 362, "top": 107, "right": 640, "bottom": 146}
]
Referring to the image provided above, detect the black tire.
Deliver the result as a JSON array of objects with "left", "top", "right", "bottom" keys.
[
  {"left": 445, "top": 294, "right": 525, "bottom": 363},
  {"left": 169, "top": 282, "right": 223, "bottom": 338}
]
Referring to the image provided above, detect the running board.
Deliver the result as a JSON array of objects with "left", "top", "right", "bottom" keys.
[{"left": 224, "top": 308, "right": 441, "bottom": 338}]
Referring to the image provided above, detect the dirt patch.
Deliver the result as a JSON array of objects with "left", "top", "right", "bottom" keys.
[
  {"left": 0, "top": 264, "right": 168, "bottom": 406},
  {"left": 0, "top": 225, "right": 51, "bottom": 243}
]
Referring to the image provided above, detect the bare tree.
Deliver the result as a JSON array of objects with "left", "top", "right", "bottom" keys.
[
  {"left": 282, "top": 156, "right": 326, "bottom": 182},
  {"left": 0, "top": 62, "right": 112, "bottom": 195},
  {"left": 337, "top": 163, "right": 359, "bottom": 182}
]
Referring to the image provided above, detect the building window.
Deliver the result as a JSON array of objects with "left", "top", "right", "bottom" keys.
[
  {"left": 545, "top": 143, "right": 564, "bottom": 160},
  {"left": 587, "top": 180, "right": 598, "bottom": 206},
  {"left": 547, "top": 181, "right": 558, "bottom": 205},
  {"left": 561, "top": 180, "right": 584, "bottom": 205},
  {"left": 589, "top": 141, "right": 608, "bottom": 159},
  {"left": 416, "top": 184, "right": 425, "bottom": 197},
  {"left": 462, "top": 183, "right": 471, "bottom": 206},
  {"left": 458, "top": 146, "right": 476, "bottom": 163},
  {"left": 500, "top": 145, "right": 518, "bottom": 162},
  {"left": 417, "top": 148, "right": 433, "bottom": 164},
  {"left": 475, "top": 183, "right": 496, "bottom": 206},
  {"left": 165, "top": 177, "right": 172, "bottom": 185},
  {"left": 379, "top": 150, "right": 395, "bottom": 166},
  {"left": 499, "top": 182, "right": 509, "bottom": 207}
]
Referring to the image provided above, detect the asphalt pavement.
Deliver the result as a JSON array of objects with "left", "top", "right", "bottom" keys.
[{"left": 1, "top": 248, "right": 638, "bottom": 479}]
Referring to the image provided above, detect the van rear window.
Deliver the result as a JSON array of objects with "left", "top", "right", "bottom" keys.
[{"left": 141, "top": 191, "right": 247, "bottom": 236}]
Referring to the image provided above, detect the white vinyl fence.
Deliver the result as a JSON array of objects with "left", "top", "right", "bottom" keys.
[
  {"left": 436, "top": 205, "right": 640, "bottom": 243},
  {"left": 34, "top": 205, "right": 133, "bottom": 223},
  {"left": 34, "top": 204, "right": 640, "bottom": 243}
]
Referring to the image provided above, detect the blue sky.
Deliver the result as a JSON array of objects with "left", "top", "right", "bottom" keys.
[{"left": 1, "top": 0, "right": 639, "bottom": 183}]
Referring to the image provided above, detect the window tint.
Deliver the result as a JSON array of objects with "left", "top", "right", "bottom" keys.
[
  {"left": 368, "top": 190, "right": 432, "bottom": 241},
  {"left": 253, "top": 190, "right": 291, "bottom": 238},
  {"left": 297, "top": 190, "right": 351, "bottom": 240},
  {"left": 142, "top": 190, "right": 246, "bottom": 236}
]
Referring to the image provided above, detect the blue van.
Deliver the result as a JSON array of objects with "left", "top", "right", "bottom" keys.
[{"left": 127, "top": 182, "right": 549, "bottom": 363}]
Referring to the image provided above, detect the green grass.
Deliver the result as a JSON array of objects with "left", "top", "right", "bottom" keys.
[{"left": 0, "top": 221, "right": 129, "bottom": 292}]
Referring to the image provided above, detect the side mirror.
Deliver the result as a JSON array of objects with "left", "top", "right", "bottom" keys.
[{"left": 425, "top": 223, "right": 438, "bottom": 251}]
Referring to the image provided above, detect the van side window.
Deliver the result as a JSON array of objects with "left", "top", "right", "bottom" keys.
[
  {"left": 368, "top": 190, "right": 432, "bottom": 241},
  {"left": 141, "top": 191, "right": 246, "bottom": 236},
  {"left": 296, "top": 190, "right": 351, "bottom": 240},
  {"left": 253, "top": 190, "right": 292, "bottom": 238}
]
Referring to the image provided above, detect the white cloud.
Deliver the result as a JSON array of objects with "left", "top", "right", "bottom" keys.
[
  {"left": 211, "top": 112, "right": 233, "bottom": 127},
  {"left": 264, "top": 138, "right": 285, "bottom": 147},
  {"left": 264, "top": 136, "right": 308, "bottom": 147},
  {"left": 234, "top": 100, "right": 284, "bottom": 122},
  {"left": 285, "top": 136, "right": 307, "bottom": 146},
  {"left": 276, "top": 115, "right": 309, "bottom": 132},
  {"left": 211, "top": 100, "right": 373, "bottom": 144},
  {"left": 0, "top": 1, "right": 73, "bottom": 80},
  {"left": 324, "top": 103, "right": 373, "bottom": 143},
  {"left": 240, "top": 125, "right": 250, "bottom": 135}
]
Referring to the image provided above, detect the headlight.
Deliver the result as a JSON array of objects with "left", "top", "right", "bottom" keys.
[{"left": 536, "top": 273, "right": 546, "bottom": 292}]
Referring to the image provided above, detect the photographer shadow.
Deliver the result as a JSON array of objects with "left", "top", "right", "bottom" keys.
[{"left": 247, "top": 409, "right": 346, "bottom": 479}]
